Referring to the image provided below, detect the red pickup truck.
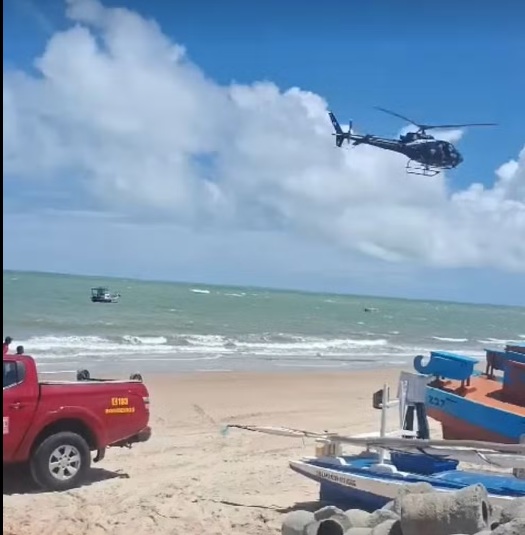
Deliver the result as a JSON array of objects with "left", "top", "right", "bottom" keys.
[{"left": 3, "top": 350, "right": 152, "bottom": 491}]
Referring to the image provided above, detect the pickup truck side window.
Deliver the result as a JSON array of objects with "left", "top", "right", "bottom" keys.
[{"left": 3, "top": 360, "right": 26, "bottom": 389}]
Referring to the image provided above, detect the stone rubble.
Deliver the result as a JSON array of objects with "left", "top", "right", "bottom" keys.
[{"left": 281, "top": 485, "right": 525, "bottom": 535}]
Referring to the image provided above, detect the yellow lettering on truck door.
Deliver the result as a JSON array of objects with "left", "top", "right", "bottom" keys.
[{"left": 111, "top": 397, "right": 129, "bottom": 407}]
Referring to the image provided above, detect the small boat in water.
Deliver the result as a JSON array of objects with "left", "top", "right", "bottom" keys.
[
  {"left": 226, "top": 373, "right": 525, "bottom": 511},
  {"left": 415, "top": 344, "right": 525, "bottom": 444},
  {"left": 90, "top": 286, "right": 120, "bottom": 303}
]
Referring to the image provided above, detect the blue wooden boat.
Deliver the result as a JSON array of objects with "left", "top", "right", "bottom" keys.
[{"left": 417, "top": 345, "right": 525, "bottom": 444}]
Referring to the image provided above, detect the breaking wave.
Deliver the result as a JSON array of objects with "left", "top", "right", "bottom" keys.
[
  {"left": 12, "top": 330, "right": 518, "bottom": 372},
  {"left": 19, "top": 333, "right": 393, "bottom": 361},
  {"left": 432, "top": 336, "right": 469, "bottom": 343}
]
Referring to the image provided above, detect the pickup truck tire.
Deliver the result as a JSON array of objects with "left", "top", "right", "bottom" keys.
[{"left": 30, "top": 432, "right": 92, "bottom": 491}]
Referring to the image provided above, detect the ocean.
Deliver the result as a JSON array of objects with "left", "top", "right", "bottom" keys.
[{"left": 3, "top": 270, "right": 524, "bottom": 376}]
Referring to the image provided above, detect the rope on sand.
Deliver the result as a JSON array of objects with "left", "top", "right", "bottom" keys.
[{"left": 222, "top": 424, "right": 329, "bottom": 439}]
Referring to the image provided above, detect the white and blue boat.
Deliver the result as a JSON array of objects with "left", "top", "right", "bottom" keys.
[
  {"left": 289, "top": 444, "right": 525, "bottom": 511},
  {"left": 90, "top": 286, "right": 121, "bottom": 303},
  {"left": 227, "top": 373, "right": 525, "bottom": 511}
]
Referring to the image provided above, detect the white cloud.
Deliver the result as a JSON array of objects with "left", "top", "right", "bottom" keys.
[{"left": 3, "top": 0, "right": 525, "bottom": 272}]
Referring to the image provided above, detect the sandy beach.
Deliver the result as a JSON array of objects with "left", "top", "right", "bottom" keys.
[{"left": 2, "top": 368, "right": 437, "bottom": 535}]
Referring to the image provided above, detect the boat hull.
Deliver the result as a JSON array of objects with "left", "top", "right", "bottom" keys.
[
  {"left": 426, "top": 382, "right": 525, "bottom": 444},
  {"left": 289, "top": 458, "right": 524, "bottom": 511},
  {"left": 428, "top": 408, "right": 516, "bottom": 444}
]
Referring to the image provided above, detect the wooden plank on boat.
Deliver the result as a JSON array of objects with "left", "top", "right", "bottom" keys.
[{"left": 327, "top": 434, "right": 525, "bottom": 454}]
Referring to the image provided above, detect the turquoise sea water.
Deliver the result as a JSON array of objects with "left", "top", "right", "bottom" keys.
[{"left": 3, "top": 270, "right": 524, "bottom": 375}]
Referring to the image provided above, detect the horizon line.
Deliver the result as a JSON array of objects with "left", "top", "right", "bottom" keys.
[{"left": 3, "top": 268, "right": 524, "bottom": 309}]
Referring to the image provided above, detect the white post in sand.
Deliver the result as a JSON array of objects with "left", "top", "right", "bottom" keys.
[{"left": 378, "top": 383, "right": 389, "bottom": 465}]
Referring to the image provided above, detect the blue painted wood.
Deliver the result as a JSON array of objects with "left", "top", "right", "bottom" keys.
[
  {"left": 309, "top": 457, "right": 525, "bottom": 494},
  {"left": 485, "top": 348, "right": 525, "bottom": 379},
  {"left": 430, "top": 351, "right": 479, "bottom": 363},
  {"left": 506, "top": 351, "right": 525, "bottom": 364},
  {"left": 413, "top": 351, "right": 478, "bottom": 381},
  {"left": 318, "top": 479, "right": 388, "bottom": 512},
  {"left": 506, "top": 343, "right": 525, "bottom": 354},
  {"left": 425, "top": 385, "right": 525, "bottom": 442},
  {"left": 502, "top": 359, "right": 525, "bottom": 403},
  {"left": 291, "top": 455, "right": 525, "bottom": 512}
]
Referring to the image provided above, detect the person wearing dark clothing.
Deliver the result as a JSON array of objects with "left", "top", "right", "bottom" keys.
[{"left": 3, "top": 336, "right": 12, "bottom": 356}]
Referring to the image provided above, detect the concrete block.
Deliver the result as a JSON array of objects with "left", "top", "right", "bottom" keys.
[
  {"left": 371, "top": 519, "right": 402, "bottom": 535},
  {"left": 366, "top": 509, "right": 399, "bottom": 528},
  {"left": 399, "top": 484, "right": 490, "bottom": 535},
  {"left": 491, "top": 518, "right": 525, "bottom": 535},
  {"left": 344, "top": 509, "right": 371, "bottom": 528},
  {"left": 304, "top": 505, "right": 352, "bottom": 535},
  {"left": 500, "top": 497, "right": 525, "bottom": 524},
  {"left": 391, "top": 482, "right": 436, "bottom": 514},
  {"left": 281, "top": 510, "right": 315, "bottom": 535}
]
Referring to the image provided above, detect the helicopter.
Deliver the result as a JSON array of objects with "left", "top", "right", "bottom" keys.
[{"left": 328, "top": 107, "right": 497, "bottom": 177}]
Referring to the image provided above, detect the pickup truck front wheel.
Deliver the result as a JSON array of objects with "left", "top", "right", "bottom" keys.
[{"left": 30, "top": 432, "right": 91, "bottom": 491}]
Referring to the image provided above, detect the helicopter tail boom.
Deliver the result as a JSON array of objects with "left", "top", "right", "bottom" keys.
[{"left": 328, "top": 111, "right": 353, "bottom": 147}]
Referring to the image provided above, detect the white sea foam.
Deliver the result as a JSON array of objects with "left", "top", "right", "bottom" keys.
[
  {"left": 432, "top": 336, "right": 469, "bottom": 343},
  {"left": 477, "top": 337, "right": 522, "bottom": 345},
  {"left": 122, "top": 335, "right": 168, "bottom": 345},
  {"left": 15, "top": 333, "right": 406, "bottom": 364},
  {"left": 11, "top": 331, "right": 498, "bottom": 371}
]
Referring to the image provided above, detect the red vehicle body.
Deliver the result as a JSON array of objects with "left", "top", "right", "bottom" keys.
[{"left": 3, "top": 351, "right": 151, "bottom": 491}]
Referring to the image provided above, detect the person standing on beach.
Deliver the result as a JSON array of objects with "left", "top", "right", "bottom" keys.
[{"left": 3, "top": 336, "right": 13, "bottom": 356}]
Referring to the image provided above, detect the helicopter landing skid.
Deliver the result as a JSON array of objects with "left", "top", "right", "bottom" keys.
[{"left": 406, "top": 160, "right": 441, "bottom": 177}]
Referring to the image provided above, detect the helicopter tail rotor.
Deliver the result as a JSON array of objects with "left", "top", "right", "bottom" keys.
[{"left": 328, "top": 111, "right": 353, "bottom": 147}]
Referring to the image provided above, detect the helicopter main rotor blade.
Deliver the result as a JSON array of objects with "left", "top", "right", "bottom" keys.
[
  {"left": 374, "top": 106, "right": 422, "bottom": 128},
  {"left": 375, "top": 107, "right": 497, "bottom": 131},
  {"left": 422, "top": 123, "right": 498, "bottom": 130}
]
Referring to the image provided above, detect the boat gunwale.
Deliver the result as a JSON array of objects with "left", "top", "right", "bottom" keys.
[{"left": 429, "top": 376, "right": 525, "bottom": 416}]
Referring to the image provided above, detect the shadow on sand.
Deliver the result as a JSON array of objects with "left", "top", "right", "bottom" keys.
[{"left": 3, "top": 464, "right": 130, "bottom": 496}]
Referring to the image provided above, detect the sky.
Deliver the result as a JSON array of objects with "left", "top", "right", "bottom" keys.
[{"left": 3, "top": 0, "right": 525, "bottom": 306}]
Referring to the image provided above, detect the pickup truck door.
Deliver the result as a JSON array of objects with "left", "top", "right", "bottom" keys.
[{"left": 3, "top": 359, "right": 38, "bottom": 461}]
